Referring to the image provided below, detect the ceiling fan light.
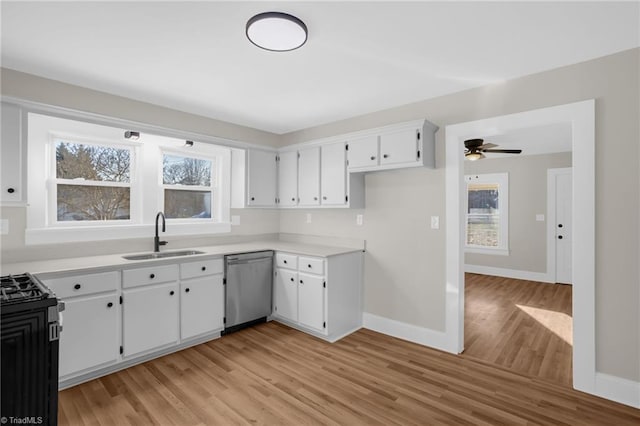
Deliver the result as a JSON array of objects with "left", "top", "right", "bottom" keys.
[
  {"left": 465, "top": 152, "right": 485, "bottom": 161},
  {"left": 246, "top": 12, "right": 307, "bottom": 52}
]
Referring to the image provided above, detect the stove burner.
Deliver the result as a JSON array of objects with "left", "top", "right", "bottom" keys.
[{"left": 0, "top": 273, "right": 50, "bottom": 304}]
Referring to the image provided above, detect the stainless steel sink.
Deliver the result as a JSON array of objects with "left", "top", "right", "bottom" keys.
[{"left": 122, "top": 250, "right": 205, "bottom": 260}]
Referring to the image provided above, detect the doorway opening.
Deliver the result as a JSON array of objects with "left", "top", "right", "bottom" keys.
[
  {"left": 444, "top": 100, "right": 595, "bottom": 395},
  {"left": 460, "top": 131, "right": 574, "bottom": 386}
]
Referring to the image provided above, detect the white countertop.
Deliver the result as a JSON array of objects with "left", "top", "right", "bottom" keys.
[{"left": 1, "top": 240, "right": 363, "bottom": 276}]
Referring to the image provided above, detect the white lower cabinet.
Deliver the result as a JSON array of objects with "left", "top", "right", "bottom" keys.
[
  {"left": 274, "top": 268, "right": 298, "bottom": 322},
  {"left": 58, "top": 292, "right": 120, "bottom": 377},
  {"left": 40, "top": 271, "right": 120, "bottom": 379},
  {"left": 123, "top": 281, "right": 179, "bottom": 357},
  {"left": 181, "top": 275, "right": 224, "bottom": 340},
  {"left": 273, "top": 251, "right": 362, "bottom": 341},
  {"left": 297, "top": 273, "right": 325, "bottom": 332}
]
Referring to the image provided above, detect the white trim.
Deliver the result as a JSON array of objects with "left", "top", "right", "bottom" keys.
[
  {"left": 464, "top": 247, "right": 510, "bottom": 256},
  {"left": 547, "top": 167, "right": 573, "bottom": 285},
  {"left": 593, "top": 373, "right": 640, "bottom": 409},
  {"left": 446, "top": 100, "right": 596, "bottom": 394},
  {"left": 362, "top": 312, "right": 450, "bottom": 353},
  {"left": 464, "top": 264, "right": 553, "bottom": 283}
]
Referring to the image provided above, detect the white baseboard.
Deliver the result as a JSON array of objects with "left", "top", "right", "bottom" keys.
[
  {"left": 593, "top": 372, "right": 640, "bottom": 408},
  {"left": 464, "top": 264, "right": 554, "bottom": 283},
  {"left": 362, "top": 312, "right": 451, "bottom": 353}
]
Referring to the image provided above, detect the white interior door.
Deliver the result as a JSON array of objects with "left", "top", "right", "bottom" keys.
[{"left": 551, "top": 168, "right": 572, "bottom": 284}]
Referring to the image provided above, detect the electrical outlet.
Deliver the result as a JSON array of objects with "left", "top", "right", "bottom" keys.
[
  {"left": 356, "top": 214, "right": 363, "bottom": 226},
  {"left": 430, "top": 216, "right": 440, "bottom": 230},
  {"left": 306, "top": 213, "right": 312, "bottom": 223},
  {"left": 0, "top": 219, "right": 8, "bottom": 235},
  {"left": 231, "top": 215, "right": 240, "bottom": 226},
  {"left": 536, "top": 214, "right": 545, "bottom": 222}
]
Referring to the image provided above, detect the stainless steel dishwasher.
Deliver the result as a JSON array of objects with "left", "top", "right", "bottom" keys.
[{"left": 223, "top": 251, "right": 273, "bottom": 333}]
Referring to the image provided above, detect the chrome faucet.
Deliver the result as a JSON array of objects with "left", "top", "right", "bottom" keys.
[{"left": 154, "top": 212, "right": 168, "bottom": 252}]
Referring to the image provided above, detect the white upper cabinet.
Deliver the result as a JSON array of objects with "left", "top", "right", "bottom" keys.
[
  {"left": 320, "top": 142, "right": 348, "bottom": 206},
  {"left": 347, "top": 135, "right": 379, "bottom": 169},
  {"left": 1, "top": 102, "right": 24, "bottom": 205},
  {"left": 347, "top": 119, "right": 438, "bottom": 172},
  {"left": 297, "top": 146, "right": 320, "bottom": 206},
  {"left": 277, "top": 150, "right": 298, "bottom": 207},
  {"left": 379, "top": 127, "right": 420, "bottom": 166},
  {"left": 246, "top": 149, "right": 277, "bottom": 207}
]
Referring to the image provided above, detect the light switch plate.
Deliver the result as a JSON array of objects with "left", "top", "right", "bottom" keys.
[
  {"left": 306, "top": 213, "right": 312, "bottom": 224},
  {"left": 231, "top": 215, "right": 240, "bottom": 226},
  {"left": 536, "top": 214, "right": 545, "bottom": 222},
  {"left": 430, "top": 216, "right": 439, "bottom": 229},
  {"left": 0, "top": 219, "right": 8, "bottom": 235},
  {"left": 356, "top": 214, "right": 363, "bottom": 226}
]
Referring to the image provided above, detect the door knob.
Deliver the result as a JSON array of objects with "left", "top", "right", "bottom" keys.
[
  {"left": 558, "top": 224, "right": 563, "bottom": 228},
  {"left": 558, "top": 235, "right": 563, "bottom": 239}
]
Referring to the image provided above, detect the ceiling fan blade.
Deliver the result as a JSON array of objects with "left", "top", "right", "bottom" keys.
[
  {"left": 479, "top": 143, "right": 498, "bottom": 149},
  {"left": 482, "top": 149, "right": 522, "bottom": 154}
]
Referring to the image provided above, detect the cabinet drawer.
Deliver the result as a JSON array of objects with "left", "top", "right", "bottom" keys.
[
  {"left": 276, "top": 253, "right": 298, "bottom": 270},
  {"left": 123, "top": 264, "right": 178, "bottom": 288},
  {"left": 181, "top": 258, "right": 223, "bottom": 280},
  {"left": 42, "top": 271, "right": 119, "bottom": 299},
  {"left": 298, "top": 256, "right": 325, "bottom": 275}
]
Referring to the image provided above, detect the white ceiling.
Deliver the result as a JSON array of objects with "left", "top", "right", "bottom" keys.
[
  {"left": 2, "top": 1, "right": 638, "bottom": 134},
  {"left": 471, "top": 122, "right": 573, "bottom": 160}
]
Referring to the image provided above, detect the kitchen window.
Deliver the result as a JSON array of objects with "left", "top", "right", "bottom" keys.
[
  {"left": 465, "top": 173, "right": 509, "bottom": 255},
  {"left": 54, "top": 139, "right": 133, "bottom": 222},
  {"left": 26, "top": 112, "right": 231, "bottom": 244},
  {"left": 162, "top": 153, "right": 214, "bottom": 220}
]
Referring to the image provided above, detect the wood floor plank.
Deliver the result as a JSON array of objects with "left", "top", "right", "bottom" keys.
[
  {"left": 463, "top": 273, "right": 573, "bottom": 386},
  {"left": 59, "top": 320, "right": 640, "bottom": 425}
]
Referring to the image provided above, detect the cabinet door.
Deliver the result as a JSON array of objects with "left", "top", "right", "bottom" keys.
[
  {"left": 274, "top": 268, "right": 298, "bottom": 322},
  {"left": 181, "top": 275, "right": 224, "bottom": 340},
  {"left": 298, "top": 147, "right": 320, "bottom": 206},
  {"left": 379, "top": 127, "right": 420, "bottom": 166},
  {"left": 1, "top": 102, "right": 23, "bottom": 204},
  {"left": 123, "top": 282, "right": 179, "bottom": 357},
  {"left": 247, "top": 149, "right": 277, "bottom": 206},
  {"left": 59, "top": 293, "right": 120, "bottom": 377},
  {"left": 347, "top": 135, "right": 379, "bottom": 169},
  {"left": 278, "top": 150, "right": 298, "bottom": 207},
  {"left": 298, "top": 273, "right": 325, "bottom": 332},
  {"left": 320, "top": 142, "right": 347, "bottom": 206}
]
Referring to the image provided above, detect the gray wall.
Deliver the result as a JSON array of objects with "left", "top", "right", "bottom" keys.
[
  {"left": 280, "top": 48, "right": 640, "bottom": 381},
  {"left": 1, "top": 48, "right": 639, "bottom": 381},
  {"left": 464, "top": 152, "right": 572, "bottom": 273}
]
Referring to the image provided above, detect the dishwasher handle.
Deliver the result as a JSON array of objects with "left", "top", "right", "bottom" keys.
[{"left": 226, "top": 257, "right": 272, "bottom": 265}]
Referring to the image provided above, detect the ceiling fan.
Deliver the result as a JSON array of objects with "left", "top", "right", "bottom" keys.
[{"left": 464, "top": 138, "right": 522, "bottom": 161}]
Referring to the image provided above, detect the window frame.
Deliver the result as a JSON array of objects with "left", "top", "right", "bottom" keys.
[
  {"left": 464, "top": 172, "right": 510, "bottom": 256},
  {"left": 49, "top": 133, "right": 139, "bottom": 226},
  {"left": 160, "top": 148, "right": 218, "bottom": 222},
  {"left": 26, "top": 112, "right": 232, "bottom": 245}
]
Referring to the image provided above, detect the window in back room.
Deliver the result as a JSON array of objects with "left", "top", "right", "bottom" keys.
[{"left": 465, "top": 173, "right": 509, "bottom": 254}]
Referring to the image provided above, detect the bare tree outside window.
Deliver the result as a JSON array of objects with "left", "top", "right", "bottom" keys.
[
  {"left": 55, "top": 141, "right": 131, "bottom": 221},
  {"left": 162, "top": 154, "right": 213, "bottom": 219}
]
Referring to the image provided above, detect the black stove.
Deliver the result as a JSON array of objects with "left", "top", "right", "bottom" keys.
[
  {"left": 1, "top": 272, "right": 63, "bottom": 425},
  {"left": 1, "top": 273, "right": 51, "bottom": 305}
]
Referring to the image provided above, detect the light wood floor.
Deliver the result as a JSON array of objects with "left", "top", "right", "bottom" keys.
[
  {"left": 463, "top": 273, "right": 573, "bottom": 386},
  {"left": 59, "top": 321, "right": 640, "bottom": 425}
]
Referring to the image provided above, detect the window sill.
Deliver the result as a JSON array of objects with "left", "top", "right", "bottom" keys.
[
  {"left": 25, "top": 222, "right": 231, "bottom": 245},
  {"left": 464, "top": 247, "right": 510, "bottom": 256}
]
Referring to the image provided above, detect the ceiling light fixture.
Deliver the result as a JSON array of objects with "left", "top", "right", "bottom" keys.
[
  {"left": 246, "top": 12, "right": 307, "bottom": 52},
  {"left": 124, "top": 131, "right": 140, "bottom": 140},
  {"left": 465, "top": 151, "right": 485, "bottom": 161}
]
